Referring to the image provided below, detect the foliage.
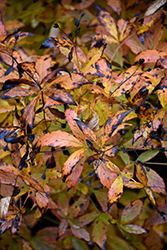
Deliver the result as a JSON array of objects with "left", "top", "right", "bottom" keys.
[{"left": 0, "top": 0, "right": 167, "bottom": 249}]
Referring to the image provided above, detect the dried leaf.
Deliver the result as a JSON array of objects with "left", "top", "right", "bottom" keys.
[
  {"left": 0, "top": 86, "right": 36, "bottom": 99},
  {"left": 75, "top": 119, "right": 97, "bottom": 145},
  {"left": 108, "top": 175, "right": 123, "bottom": 204},
  {"left": 35, "top": 55, "right": 51, "bottom": 82},
  {"left": 124, "top": 181, "right": 144, "bottom": 189},
  {"left": 121, "top": 200, "right": 143, "bottom": 225}
]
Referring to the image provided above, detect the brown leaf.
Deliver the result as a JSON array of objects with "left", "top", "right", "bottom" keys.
[
  {"left": 71, "top": 227, "right": 90, "bottom": 242},
  {"left": 107, "top": 0, "right": 122, "bottom": 15},
  {"left": 135, "top": 50, "right": 167, "bottom": 64},
  {"left": 45, "top": 89, "right": 76, "bottom": 105},
  {"left": 0, "top": 86, "right": 36, "bottom": 99},
  {"left": 35, "top": 192, "right": 49, "bottom": 214}
]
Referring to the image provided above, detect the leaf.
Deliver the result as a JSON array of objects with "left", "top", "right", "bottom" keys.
[
  {"left": 46, "top": 73, "right": 88, "bottom": 90},
  {"left": 0, "top": 86, "right": 36, "bottom": 99},
  {"left": 22, "top": 94, "right": 39, "bottom": 130},
  {"left": 144, "top": 0, "right": 167, "bottom": 16},
  {"left": 45, "top": 89, "right": 76, "bottom": 105},
  {"left": 71, "top": 227, "right": 90, "bottom": 242},
  {"left": 62, "top": 149, "right": 87, "bottom": 176},
  {"left": 121, "top": 224, "right": 147, "bottom": 234},
  {"left": 103, "top": 109, "right": 133, "bottom": 144},
  {"left": 92, "top": 220, "right": 107, "bottom": 250},
  {"left": 74, "top": 119, "right": 97, "bottom": 145},
  {"left": 35, "top": 55, "right": 51, "bottom": 82},
  {"left": 135, "top": 50, "right": 167, "bottom": 64},
  {"left": 144, "top": 166, "right": 166, "bottom": 195},
  {"left": 37, "top": 131, "right": 83, "bottom": 148},
  {"left": 79, "top": 211, "right": 99, "bottom": 226},
  {"left": 107, "top": 0, "right": 122, "bottom": 15},
  {"left": 136, "top": 163, "right": 148, "bottom": 186},
  {"left": 59, "top": 218, "right": 68, "bottom": 236},
  {"left": 157, "top": 86, "right": 167, "bottom": 108},
  {"left": 144, "top": 187, "right": 156, "bottom": 206},
  {"left": 35, "top": 192, "right": 49, "bottom": 213},
  {"left": 66, "top": 156, "right": 86, "bottom": 188},
  {"left": 121, "top": 200, "right": 143, "bottom": 225},
  {"left": 93, "top": 190, "right": 108, "bottom": 211},
  {"left": 0, "top": 196, "right": 11, "bottom": 220},
  {"left": 95, "top": 3, "right": 118, "bottom": 43},
  {"left": 108, "top": 175, "right": 123, "bottom": 204},
  {"left": 95, "top": 158, "right": 120, "bottom": 189},
  {"left": 124, "top": 181, "right": 144, "bottom": 189},
  {"left": 65, "top": 108, "right": 85, "bottom": 143},
  {"left": 136, "top": 150, "right": 159, "bottom": 163}
]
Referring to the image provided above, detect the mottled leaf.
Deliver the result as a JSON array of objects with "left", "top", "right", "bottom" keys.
[
  {"left": 121, "top": 224, "right": 147, "bottom": 234},
  {"left": 92, "top": 220, "right": 107, "bottom": 250},
  {"left": 108, "top": 175, "right": 123, "bottom": 204},
  {"left": 45, "top": 89, "right": 76, "bottom": 105},
  {"left": 121, "top": 200, "right": 143, "bottom": 225},
  {"left": 37, "top": 131, "right": 83, "bottom": 148},
  {"left": 136, "top": 163, "right": 148, "bottom": 186}
]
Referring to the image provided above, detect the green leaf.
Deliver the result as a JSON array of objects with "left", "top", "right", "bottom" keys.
[
  {"left": 136, "top": 150, "right": 159, "bottom": 163},
  {"left": 121, "top": 224, "right": 147, "bottom": 234}
]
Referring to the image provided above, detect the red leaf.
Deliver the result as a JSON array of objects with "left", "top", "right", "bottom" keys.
[{"left": 37, "top": 131, "right": 83, "bottom": 148}]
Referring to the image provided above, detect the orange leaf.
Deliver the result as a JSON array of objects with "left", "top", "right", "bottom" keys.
[
  {"left": 135, "top": 50, "right": 167, "bottom": 64},
  {"left": 45, "top": 89, "right": 76, "bottom": 105},
  {"left": 75, "top": 119, "right": 97, "bottom": 145},
  {"left": 35, "top": 55, "right": 51, "bottom": 82},
  {"left": 124, "top": 181, "right": 144, "bottom": 189},
  {"left": 37, "top": 131, "right": 83, "bottom": 148},
  {"left": 36, "top": 192, "right": 49, "bottom": 214},
  {"left": 65, "top": 108, "right": 85, "bottom": 143},
  {"left": 62, "top": 149, "right": 87, "bottom": 176},
  {"left": 136, "top": 163, "right": 148, "bottom": 186},
  {"left": 108, "top": 175, "right": 123, "bottom": 204},
  {"left": 66, "top": 156, "right": 86, "bottom": 188}
]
